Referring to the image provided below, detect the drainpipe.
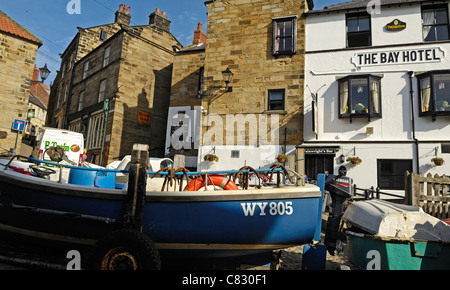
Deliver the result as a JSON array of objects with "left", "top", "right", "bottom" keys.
[{"left": 408, "top": 71, "right": 419, "bottom": 173}]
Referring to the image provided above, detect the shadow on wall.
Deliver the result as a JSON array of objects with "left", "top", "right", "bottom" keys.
[{"left": 120, "top": 66, "right": 172, "bottom": 158}]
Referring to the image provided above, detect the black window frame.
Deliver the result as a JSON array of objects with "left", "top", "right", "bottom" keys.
[
  {"left": 377, "top": 159, "right": 412, "bottom": 190},
  {"left": 421, "top": 4, "right": 450, "bottom": 42},
  {"left": 346, "top": 12, "right": 372, "bottom": 48},
  {"left": 338, "top": 75, "right": 382, "bottom": 122},
  {"left": 268, "top": 89, "right": 285, "bottom": 111},
  {"left": 272, "top": 16, "right": 297, "bottom": 56},
  {"left": 417, "top": 70, "right": 450, "bottom": 121}
]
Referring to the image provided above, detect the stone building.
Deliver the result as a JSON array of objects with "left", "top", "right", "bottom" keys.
[
  {"left": 49, "top": 4, "right": 181, "bottom": 165},
  {"left": 25, "top": 65, "right": 50, "bottom": 140},
  {"left": 166, "top": 0, "right": 314, "bottom": 170},
  {"left": 0, "top": 10, "right": 42, "bottom": 154}
]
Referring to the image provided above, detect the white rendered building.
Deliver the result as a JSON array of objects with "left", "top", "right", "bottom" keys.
[{"left": 304, "top": 0, "right": 450, "bottom": 198}]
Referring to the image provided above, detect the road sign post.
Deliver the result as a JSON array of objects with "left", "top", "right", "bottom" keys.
[{"left": 11, "top": 119, "right": 26, "bottom": 155}]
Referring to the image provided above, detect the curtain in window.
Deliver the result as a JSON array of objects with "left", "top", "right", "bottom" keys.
[
  {"left": 371, "top": 79, "right": 380, "bottom": 114},
  {"left": 422, "top": 10, "right": 434, "bottom": 41},
  {"left": 340, "top": 80, "right": 349, "bottom": 115},
  {"left": 420, "top": 77, "right": 431, "bottom": 112},
  {"left": 275, "top": 24, "right": 281, "bottom": 52}
]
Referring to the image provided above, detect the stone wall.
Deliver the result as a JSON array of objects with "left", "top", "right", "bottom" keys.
[
  {"left": 202, "top": 0, "right": 307, "bottom": 146},
  {"left": 0, "top": 33, "right": 39, "bottom": 152},
  {"left": 113, "top": 27, "right": 179, "bottom": 158},
  {"left": 170, "top": 48, "right": 205, "bottom": 108}
]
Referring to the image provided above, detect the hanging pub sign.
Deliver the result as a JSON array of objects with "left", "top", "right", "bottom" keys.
[
  {"left": 351, "top": 47, "right": 445, "bottom": 67},
  {"left": 386, "top": 19, "right": 406, "bottom": 31}
]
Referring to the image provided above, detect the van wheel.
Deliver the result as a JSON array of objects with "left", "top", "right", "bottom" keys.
[{"left": 90, "top": 229, "right": 161, "bottom": 270}]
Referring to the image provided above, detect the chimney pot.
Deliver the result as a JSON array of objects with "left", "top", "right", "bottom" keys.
[
  {"left": 162, "top": 11, "right": 166, "bottom": 16},
  {"left": 115, "top": 3, "right": 131, "bottom": 26},
  {"left": 156, "top": 8, "right": 160, "bottom": 14},
  {"left": 192, "top": 22, "right": 207, "bottom": 46}
]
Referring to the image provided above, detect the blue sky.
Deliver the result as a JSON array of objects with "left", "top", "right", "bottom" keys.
[{"left": 1, "top": 0, "right": 343, "bottom": 85}]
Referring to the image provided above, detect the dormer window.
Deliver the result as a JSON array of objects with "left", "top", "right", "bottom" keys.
[{"left": 100, "top": 30, "right": 107, "bottom": 41}]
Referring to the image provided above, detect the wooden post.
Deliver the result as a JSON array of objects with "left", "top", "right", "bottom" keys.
[
  {"left": 174, "top": 154, "right": 185, "bottom": 169},
  {"left": 295, "top": 146, "right": 305, "bottom": 186},
  {"left": 124, "top": 144, "right": 149, "bottom": 232}
]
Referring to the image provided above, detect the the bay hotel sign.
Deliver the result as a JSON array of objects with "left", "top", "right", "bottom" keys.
[{"left": 351, "top": 47, "right": 445, "bottom": 67}]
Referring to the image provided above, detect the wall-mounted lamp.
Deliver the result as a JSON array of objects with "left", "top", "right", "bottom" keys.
[
  {"left": 222, "top": 67, "right": 233, "bottom": 92},
  {"left": 39, "top": 63, "right": 51, "bottom": 84},
  {"left": 339, "top": 154, "right": 346, "bottom": 164}
]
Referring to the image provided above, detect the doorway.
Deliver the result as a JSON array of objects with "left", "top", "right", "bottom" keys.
[{"left": 305, "top": 154, "right": 334, "bottom": 183}]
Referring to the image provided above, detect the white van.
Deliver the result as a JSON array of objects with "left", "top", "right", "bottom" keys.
[{"left": 32, "top": 127, "right": 85, "bottom": 166}]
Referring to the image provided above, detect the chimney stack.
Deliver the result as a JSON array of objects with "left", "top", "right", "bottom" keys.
[
  {"left": 115, "top": 4, "right": 131, "bottom": 26},
  {"left": 192, "top": 22, "right": 207, "bottom": 46},
  {"left": 149, "top": 8, "right": 171, "bottom": 32}
]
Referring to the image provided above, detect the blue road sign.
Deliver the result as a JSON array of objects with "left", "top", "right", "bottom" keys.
[{"left": 12, "top": 119, "right": 25, "bottom": 132}]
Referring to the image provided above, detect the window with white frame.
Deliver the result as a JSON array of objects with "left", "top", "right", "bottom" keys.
[
  {"left": 68, "top": 121, "right": 82, "bottom": 133},
  {"left": 86, "top": 113, "right": 104, "bottom": 149},
  {"left": 98, "top": 79, "right": 107, "bottom": 103},
  {"left": 78, "top": 91, "right": 85, "bottom": 112},
  {"left": 63, "top": 82, "right": 69, "bottom": 103},
  {"left": 83, "top": 61, "right": 89, "bottom": 79},
  {"left": 103, "top": 46, "right": 111, "bottom": 67}
]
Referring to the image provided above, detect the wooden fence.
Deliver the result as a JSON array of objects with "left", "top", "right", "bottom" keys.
[{"left": 405, "top": 171, "right": 450, "bottom": 220}]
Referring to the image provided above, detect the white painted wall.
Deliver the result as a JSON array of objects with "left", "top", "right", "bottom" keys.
[{"left": 305, "top": 2, "right": 450, "bottom": 196}]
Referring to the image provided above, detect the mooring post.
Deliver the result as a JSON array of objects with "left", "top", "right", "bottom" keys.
[{"left": 124, "top": 144, "right": 149, "bottom": 232}]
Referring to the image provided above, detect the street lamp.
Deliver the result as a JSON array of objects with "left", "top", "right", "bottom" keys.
[
  {"left": 222, "top": 67, "right": 233, "bottom": 92},
  {"left": 39, "top": 63, "right": 51, "bottom": 84}
]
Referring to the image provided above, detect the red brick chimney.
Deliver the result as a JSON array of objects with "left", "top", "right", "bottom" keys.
[
  {"left": 32, "top": 65, "right": 39, "bottom": 83},
  {"left": 192, "top": 22, "right": 206, "bottom": 46}
]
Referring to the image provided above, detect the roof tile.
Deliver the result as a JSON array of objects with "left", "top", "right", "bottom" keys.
[{"left": 0, "top": 10, "right": 41, "bottom": 45}]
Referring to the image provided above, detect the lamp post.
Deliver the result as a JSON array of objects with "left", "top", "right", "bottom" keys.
[
  {"left": 222, "top": 67, "right": 233, "bottom": 92},
  {"left": 39, "top": 63, "right": 51, "bottom": 84}
]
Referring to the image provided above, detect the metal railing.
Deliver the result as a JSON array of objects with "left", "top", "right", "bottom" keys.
[{"left": 353, "top": 185, "right": 405, "bottom": 201}]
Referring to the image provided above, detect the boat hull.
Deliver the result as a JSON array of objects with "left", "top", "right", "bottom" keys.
[
  {"left": 0, "top": 168, "right": 323, "bottom": 260},
  {"left": 346, "top": 231, "right": 450, "bottom": 270}
]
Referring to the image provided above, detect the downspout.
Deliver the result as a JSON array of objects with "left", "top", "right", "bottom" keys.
[{"left": 408, "top": 71, "right": 419, "bottom": 173}]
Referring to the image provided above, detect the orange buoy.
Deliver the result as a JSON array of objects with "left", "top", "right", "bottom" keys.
[{"left": 184, "top": 174, "right": 239, "bottom": 191}]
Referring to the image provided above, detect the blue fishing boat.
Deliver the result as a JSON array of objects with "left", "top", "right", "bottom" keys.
[{"left": 0, "top": 155, "right": 325, "bottom": 269}]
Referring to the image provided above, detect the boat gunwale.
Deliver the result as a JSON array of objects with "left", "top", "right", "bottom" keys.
[
  {"left": 346, "top": 230, "right": 450, "bottom": 245},
  {"left": 0, "top": 168, "right": 322, "bottom": 203}
]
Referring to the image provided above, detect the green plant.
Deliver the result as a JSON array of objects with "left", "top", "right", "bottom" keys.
[
  {"left": 276, "top": 154, "right": 288, "bottom": 163},
  {"left": 204, "top": 154, "right": 219, "bottom": 162},
  {"left": 347, "top": 156, "right": 362, "bottom": 165},
  {"left": 432, "top": 157, "right": 444, "bottom": 166}
]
